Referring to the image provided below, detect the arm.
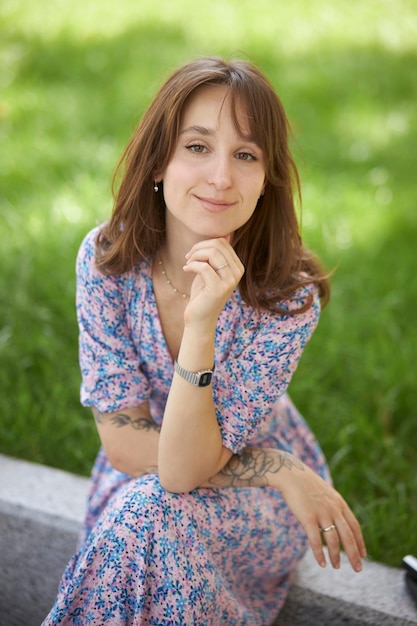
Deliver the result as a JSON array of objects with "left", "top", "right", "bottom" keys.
[
  {"left": 92, "top": 403, "right": 160, "bottom": 477},
  {"left": 94, "top": 408, "right": 366, "bottom": 573},
  {"left": 76, "top": 231, "right": 232, "bottom": 488},
  {"left": 205, "top": 447, "right": 367, "bottom": 573},
  {"left": 78, "top": 231, "right": 318, "bottom": 492},
  {"left": 81, "top": 232, "right": 366, "bottom": 571},
  {"left": 159, "top": 236, "right": 323, "bottom": 492},
  {"left": 158, "top": 238, "right": 242, "bottom": 492}
]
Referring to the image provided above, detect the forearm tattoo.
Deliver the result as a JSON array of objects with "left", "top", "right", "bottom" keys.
[
  {"left": 92, "top": 408, "right": 161, "bottom": 433},
  {"left": 208, "top": 447, "right": 305, "bottom": 488}
]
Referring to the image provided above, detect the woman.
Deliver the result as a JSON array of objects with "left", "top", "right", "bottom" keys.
[{"left": 43, "top": 57, "right": 366, "bottom": 625}]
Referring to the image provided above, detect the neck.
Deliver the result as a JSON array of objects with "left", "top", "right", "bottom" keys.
[
  {"left": 159, "top": 225, "right": 203, "bottom": 294},
  {"left": 158, "top": 246, "right": 193, "bottom": 298}
]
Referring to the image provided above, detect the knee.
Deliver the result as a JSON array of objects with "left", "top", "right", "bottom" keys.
[{"left": 109, "top": 473, "right": 181, "bottom": 529}]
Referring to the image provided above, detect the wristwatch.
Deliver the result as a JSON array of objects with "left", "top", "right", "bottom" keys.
[{"left": 174, "top": 360, "right": 214, "bottom": 387}]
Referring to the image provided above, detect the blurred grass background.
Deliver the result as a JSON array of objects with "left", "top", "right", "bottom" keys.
[{"left": 1, "top": 0, "right": 416, "bottom": 567}]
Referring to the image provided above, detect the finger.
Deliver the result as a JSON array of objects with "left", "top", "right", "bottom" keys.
[
  {"left": 305, "top": 525, "right": 328, "bottom": 569},
  {"left": 319, "top": 523, "right": 341, "bottom": 569},
  {"left": 186, "top": 238, "right": 241, "bottom": 272},
  {"left": 185, "top": 245, "right": 243, "bottom": 282},
  {"left": 343, "top": 504, "right": 367, "bottom": 558},
  {"left": 332, "top": 516, "right": 363, "bottom": 572},
  {"left": 183, "top": 261, "right": 238, "bottom": 299},
  {"left": 212, "top": 261, "right": 229, "bottom": 272}
]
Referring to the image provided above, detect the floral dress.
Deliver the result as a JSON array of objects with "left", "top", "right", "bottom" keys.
[{"left": 42, "top": 227, "right": 330, "bottom": 626}]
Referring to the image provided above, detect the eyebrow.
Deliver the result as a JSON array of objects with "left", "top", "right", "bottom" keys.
[
  {"left": 180, "top": 125, "right": 213, "bottom": 137},
  {"left": 180, "top": 125, "right": 258, "bottom": 144}
]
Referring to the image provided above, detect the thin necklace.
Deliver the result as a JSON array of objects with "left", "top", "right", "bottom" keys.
[{"left": 157, "top": 255, "right": 190, "bottom": 299}]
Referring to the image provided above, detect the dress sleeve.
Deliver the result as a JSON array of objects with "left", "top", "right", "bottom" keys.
[
  {"left": 212, "top": 286, "right": 321, "bottom": 454},
  {"left": 76, "top": 228, "right": 150, "bottom": 413}
]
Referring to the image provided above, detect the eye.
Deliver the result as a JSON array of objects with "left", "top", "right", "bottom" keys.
[
  {"left": 236, "top": 151, "right": 257, "bottom": 161},
  {"left": 186, "top": 143, "right": 208, "bottom": 154}
]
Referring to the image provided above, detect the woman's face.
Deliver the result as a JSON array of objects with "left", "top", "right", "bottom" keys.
[{"left": 159, "top": 84, "right": 266, "bottom": 243}]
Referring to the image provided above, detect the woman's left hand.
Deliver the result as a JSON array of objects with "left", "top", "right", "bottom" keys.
[
  {"left": 182, "top": 237, "right": 244, "bottom": 329},
  {"left": 272, "top": 454, "right": 367, "bottom": 572}
]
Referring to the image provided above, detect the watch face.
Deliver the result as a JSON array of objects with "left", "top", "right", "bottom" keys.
[{"left": 198, "top": 371, "right": 213, "bottom": 387}]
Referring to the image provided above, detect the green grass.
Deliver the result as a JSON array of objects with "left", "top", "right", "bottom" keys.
[{"left": 1, "top": 0, "right": 416, "bottom": 568}]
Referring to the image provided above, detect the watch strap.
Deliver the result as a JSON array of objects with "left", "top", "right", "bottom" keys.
[{"left": 174, "top": 360, "right": 214, "bottom": 387}]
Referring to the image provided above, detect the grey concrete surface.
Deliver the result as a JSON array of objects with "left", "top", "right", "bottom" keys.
[
  {"left": 0, "top": 453, "right": 416, "bottom": 626},
  {"left": 274, "top": 551, "right": 417, "bottom": 626},
  {"left": 0, "top": 454, "right": 89, "bottom": 626}
]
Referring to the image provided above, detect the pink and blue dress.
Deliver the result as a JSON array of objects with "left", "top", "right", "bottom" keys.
[{"left": 42, "top": 227, "right": 330, "bottom": 625}]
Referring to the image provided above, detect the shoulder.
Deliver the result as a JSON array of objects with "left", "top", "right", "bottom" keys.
[
  {"left": 274, "top": 282, "right": 321, "bottom": 319},
  {"left": 76, "top": 225, "right": 100, "bottom": 268},
  {"left": 76, "top": 225, "right": 151, "bottom": 294},
  {"left": 263, "top": 283, "right": 322, "bottom": 343},
  {"left": 252, "top": 282, "right": 321, "bottom": 343},
  {"left": 236, "top": 281, "right": 320, "bottom": 325},
  {"left": 223, "top": 283, "right": 319, "bottom": 356}
]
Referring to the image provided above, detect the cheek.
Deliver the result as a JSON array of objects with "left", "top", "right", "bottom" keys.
[
  {"left": 247, "top": 176, "right": 265, "bottom": 203},
  {"left": 161, "top": 165, "right": 180, "bottom": 197},
  {"left": 164, "top": 160, "right": 194, "bottom": 189}
]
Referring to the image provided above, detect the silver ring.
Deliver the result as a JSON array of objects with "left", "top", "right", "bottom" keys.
[
  {"left": 214, "top": 263, "right": 229, "bottom": 271},
  {"left": 320, "top": 524, "right": 337, "bottom": 534}
]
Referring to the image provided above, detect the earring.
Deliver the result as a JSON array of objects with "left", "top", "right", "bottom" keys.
[{"left": 153, "top": 181, "right": 159, "bottom": 192}]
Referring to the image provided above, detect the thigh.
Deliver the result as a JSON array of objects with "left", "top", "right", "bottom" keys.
[{"left": 44, "top": 474, "right": 306, "bottom": 626}]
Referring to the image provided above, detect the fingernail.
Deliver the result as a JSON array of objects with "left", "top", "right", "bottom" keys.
[
  {"left": 320, "top": 560, "right": 327, "bottom": 568},
  {"left": 355, "top": 562, "right": 362, "bottom": 572}
]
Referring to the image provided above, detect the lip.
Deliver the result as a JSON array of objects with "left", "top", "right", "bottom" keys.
[{"left": 195, "top": 195, "right": 236, "bottom": 212}]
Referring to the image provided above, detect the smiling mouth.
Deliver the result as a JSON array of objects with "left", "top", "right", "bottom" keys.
[{"left": 196, "top": 196, "right": 235, "bottom": 211}]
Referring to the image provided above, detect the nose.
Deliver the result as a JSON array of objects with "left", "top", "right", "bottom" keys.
[{"left": 208, "top": 155, "right": 233, "bottom": 190}]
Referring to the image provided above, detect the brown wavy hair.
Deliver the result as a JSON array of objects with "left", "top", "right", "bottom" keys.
[{"left": 96, "top": 56, "right": 330, "bottom": 312}]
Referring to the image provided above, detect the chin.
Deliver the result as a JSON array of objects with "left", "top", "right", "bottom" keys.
[{"left": 204, "top": 225, "right": 234, "bottom": 238}]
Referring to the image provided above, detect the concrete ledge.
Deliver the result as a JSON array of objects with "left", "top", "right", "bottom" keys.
[
  {"left": 275, "top": 552, "right": 417, "bottom": 626},
  {"left": 0, "top": 453, "right": 416, "bottom": 626},
  {"left": 0, "top": 454, "right": 89, "bottom": 626}
]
